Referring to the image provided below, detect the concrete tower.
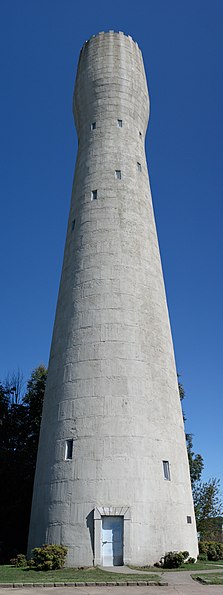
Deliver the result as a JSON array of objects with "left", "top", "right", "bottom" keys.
[{"left": 28, "top": 31, "right": 198, "bottom": 567}]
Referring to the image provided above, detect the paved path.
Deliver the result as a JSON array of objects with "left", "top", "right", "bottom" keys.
[
  {"left": 101, "top": 565, "right": 223, "bottom": 583},
  {"left": 1, "top": 567, "right": 223, "bottom": 595},
  {"left": 164, "top": 568, "right": 223, "bottom": 585},
  {"left": 99, "top": 567, "right": 157, "bottom": 574},
  {"left": 1, "top": 584, "right": 223, "bottom": 595}
]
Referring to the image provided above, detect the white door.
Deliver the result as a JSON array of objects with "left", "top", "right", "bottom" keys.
[{"left": 102, "top": 516, "right": 123, "bottom": 566}]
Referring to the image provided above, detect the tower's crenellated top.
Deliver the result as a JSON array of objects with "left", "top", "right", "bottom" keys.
[
  {"left": 74, "top": 30, "right": 149, "bottom": 139},
  {"left": 80, "top": 30, "right": 142, "bottom": 55}
]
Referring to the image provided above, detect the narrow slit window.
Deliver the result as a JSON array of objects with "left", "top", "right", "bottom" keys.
[
  {"left": 117, "top": 119, "right": 122, "bottom": 128},
  {"left": 65, "top": 439, "right": 73, "bottom": 460},
  {"left": 72, "top": 219, "right": 76, "bottom": 231},
  {"left": 187, "top": 516, "right": 192, "bottom": 524},
  {"left": 137, "top": 162, "right": 142, "bottom": 172},
  {"left": 139, "top": 131, "right": 142, "bottom": 138},
  {"left": 91, "top": 190, "right": 97, "bottom": 200},
  {"left": 91, "top": 122, "right": 96, "bottom": 130},
  {"left": 115, "top": 170, "right": 121, "bottom": 180},
  {"left": 163, "top": 460, "right": 171, "bottom": 481}
]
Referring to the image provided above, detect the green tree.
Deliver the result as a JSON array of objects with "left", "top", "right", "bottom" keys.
[
  {"left": 23, "top": 365, "right": 47, "bottom": 467},
  {"left": 178, "top": 379, "right": 204, "bottom": 487},
  {"left": 0, "top": 365, "right": 47, "bottom": 561},
  {"left": 186, "top": 433, "right": 204, "bottom": 488},
  {"left": 179, "top": 379, "right": 223, "bottom": 540},
  {"left": 193, "top": 478, "right": 223, "bottom": 539}
]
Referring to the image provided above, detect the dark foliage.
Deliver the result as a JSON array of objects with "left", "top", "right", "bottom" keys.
[
  {"left": 199, "top": 541, "right": 223, "bottom": 561},
  {"left": 10, "top": 553, "right": 27, "bottom": 567},
  {"left": 198, "top": 553, "right": 208, "bottom": 561},
  {"left": 0, "top": 366, "right": 47, "bottom": 562},
  {"left": 178, "top": 378, "right": 204, "bottom": 487},
  {"left": 162, "top": 550, "right": 189, "bottom": 568}
]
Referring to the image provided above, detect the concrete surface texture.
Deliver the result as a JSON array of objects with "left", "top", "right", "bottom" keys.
[
  {"left": 1, "top": 583, "right": 223, "bottom": 595},
  {"left": 28, "top": 31, "right": 198, "bottom": 566}
]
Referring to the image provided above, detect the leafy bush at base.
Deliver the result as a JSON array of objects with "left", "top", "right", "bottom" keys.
[
  {"left": 32, "top": 544, "right": 67, "bottom": 570},
  {"left": 163, "top": 551, "right": 189, "bottom": 568},
  {"left": 199, "top": 541, "right": 223, "bottom": 561},
  {"left": 10, "top": 553, "right": 27, "bottom": 567}
]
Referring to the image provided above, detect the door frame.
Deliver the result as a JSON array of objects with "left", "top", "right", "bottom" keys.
[{"left": 94, "top": 506, "right": 131, "bottom": 566}]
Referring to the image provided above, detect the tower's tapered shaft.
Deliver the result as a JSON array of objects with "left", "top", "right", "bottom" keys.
[{"left": 28, "top": 31, "right": 198, "bottom": 566}]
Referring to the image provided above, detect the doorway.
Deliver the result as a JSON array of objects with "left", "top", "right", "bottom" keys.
[{"left": 101, "top": 516, "right": 123, "bottom": 566}]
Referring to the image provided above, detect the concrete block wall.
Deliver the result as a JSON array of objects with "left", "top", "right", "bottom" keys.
[{"left": 28, "top": 31, "right": 198, "bottom": 566}]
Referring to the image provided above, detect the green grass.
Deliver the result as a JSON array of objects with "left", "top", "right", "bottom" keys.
[
  {"left": 2, "top": 560, "right": 223, "bottom": 583},
  {"left": 129, "top": 560, "right": 223, "bottom": 572},
  {"left": 193, "top": 573, "right": 223, "bottom": 585},
  {"left": 0, "top": 566, "right": 159, "bottom": 584}
]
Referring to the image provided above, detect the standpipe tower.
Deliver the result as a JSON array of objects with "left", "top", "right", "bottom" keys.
[{"left": 28, "top": 31, "right": 198, "bottom": 566}]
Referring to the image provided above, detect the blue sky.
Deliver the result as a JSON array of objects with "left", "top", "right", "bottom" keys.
[{"left": 0, "top": 0, "right": 222, "bottom": 491}]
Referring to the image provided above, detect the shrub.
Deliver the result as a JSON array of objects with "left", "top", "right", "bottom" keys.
[
  {"left": 215, "top": 543, "right": 223, "bottom": 559},
  {"left": 199, "top": 541, "right": 208, "bottom": 554},
  {"left": 207, "top": 544, "right": 218, "bottom": 561},
  {"left": 198, "top": 553, "right": 208, "bottom": 561},
  {"left": 187, "top": 557, "right": 196, "bottom": 564},
  {"left": 10, "top": 554, "right": 27, "bottom": 567},
  {"left": 199, "top": 541, "right": 223, "bottom": 561},
  {"left": 31, "top": 544, "right": 67, "bottom": 571},
  {"left": 163, "top": 551, "right": 185, "bottom": 568}
]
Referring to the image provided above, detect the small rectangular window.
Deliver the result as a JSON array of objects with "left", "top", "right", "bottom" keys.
[
  {"left": 72, "top": 219, "right": 76, "bottom": 231},
  {"left": 91, "top": 190, "right": 97, "bottom": 200},
  {"left": 65, "top": 439, "right": 73, "bottom": 460},
  {"left": 163, "top": 460, "right": 171, "bottom": 481},
  {"left": 139, "top": 131, "right": 142, "bottom": 138},
  {"left": 187, "top": 516, "right": 192, "bottom": 524},
  {"left": 117, "top": 119, "right": 122, "bottom": 128},
  {"left": 115, "top": 170, "right": 121, "bottom": 180},
  {"left": 91, "top": 122, "right": 96, "bottom": 130},
  {"left": 137, "top": 162, "right": 142, "bottom": 171}
]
